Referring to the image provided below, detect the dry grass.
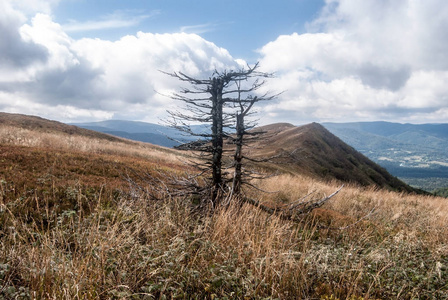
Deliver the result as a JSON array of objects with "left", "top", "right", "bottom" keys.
[
  {"left": 1, "top": 125, "right": 448, "bottom": 299},
  {"left": 2, "top": 175, "right": 447, "bottom": 299},
  {"left": 249, "top": 174, "right": 448, "bottom": 298},
  {"left": 0, "top": 125, "right": 183, "bottom": 166},
  {"left": 255, "top": 174, "right": 448, "bottom": 239}
]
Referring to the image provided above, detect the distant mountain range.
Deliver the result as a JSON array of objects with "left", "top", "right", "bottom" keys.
[
  {"left": 73, "top": 119, "right": 448, "bottom": 191},
  {"left": 71, "top": 120, "right": 205, "bottom": 147}
]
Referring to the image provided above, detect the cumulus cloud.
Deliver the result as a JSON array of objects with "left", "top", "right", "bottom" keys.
[
  {"left": 0, "top": 1, "right": 48, "bottom": 74},
  {"left": 258, "top": 0, "right": 448, "bottom": 124},
  {"left": 7, "top": 0, "right": 60, "bottom": 15},
  {"left": 70, "top": 32, "right": 239, "bottom": 111},
  {"left": 0, "top": 12, "right": 104, "bottom": 113},
  {"left": 1, "top": 0, "right": 447, "bottom": 125},
  {"left": 0, "top": 2, "right": 241, "bottom": 122},
  {"left": 0, "top": 90, "right": 113, "bottom": 121}
]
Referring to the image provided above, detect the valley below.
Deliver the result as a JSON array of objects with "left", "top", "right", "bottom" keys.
[
  {"left": 323, "top": 122, "right": 448, "bottom": 192},
  {"left": 355, "top": 146, "right": 448, "bottom": 191}
]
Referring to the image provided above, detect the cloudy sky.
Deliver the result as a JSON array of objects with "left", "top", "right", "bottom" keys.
[{"left": 1, "top": 0, "right": 447, "bottom": 125}]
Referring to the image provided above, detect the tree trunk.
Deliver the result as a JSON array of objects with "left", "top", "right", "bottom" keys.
[
  {"left": 232, "top": 113, "right": 244, "bottom": 196},
  {"left": 211, "top": 78, "right": 224, "bottom": 205}
]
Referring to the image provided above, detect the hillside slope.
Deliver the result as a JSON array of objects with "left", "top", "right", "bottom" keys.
[
  {"left": 0, "top": 112, "right": 128, "bottom": 143},
  {"left": 0, "top": 112, "right": 416, "bottom": 192},
  {"left": 1, "top": 113, "right": 447, "bottom": 298},
  {"left": 248, "top": 123, "right": 416, "bottom": 192}
]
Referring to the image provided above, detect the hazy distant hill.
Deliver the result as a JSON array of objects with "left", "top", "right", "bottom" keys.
[
  {"left": 71, "top": 120, "right": 204, "bottom": 148},
  {"left": 323, "top": 121, "right": 448, "bottom": 147},
  {"left": 323, "top": 121, "right": 448, "bottom": 190}
]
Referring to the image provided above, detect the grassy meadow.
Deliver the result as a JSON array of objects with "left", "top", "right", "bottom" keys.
[{"left": 1, "top": 125, "right": 447, "bottom": 299}]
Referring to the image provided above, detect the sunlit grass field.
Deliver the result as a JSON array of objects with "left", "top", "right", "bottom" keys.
[{"left": 1, "top": 124, "right": 447, "bottom": 299}]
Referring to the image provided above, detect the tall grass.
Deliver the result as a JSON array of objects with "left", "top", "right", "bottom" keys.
[
  {"left": 1, "top": 126, "right": 447, "bottom": 298},
  {"left": 255, "top": 174, "right": 448, "bottom": 237},
  {"left": 1, "top": 179, "right": 309, "bottom": 298},
  {"left": 1, "top": 173, "right": 447, "bottom": 298}
]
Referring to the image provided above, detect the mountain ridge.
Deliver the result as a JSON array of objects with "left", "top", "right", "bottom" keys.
[
  {"left": 0, "top": 112, "right": 421, "bottom": 193},
  {"left": 249, "top": 122, "right": 417, "bottom": 193}
]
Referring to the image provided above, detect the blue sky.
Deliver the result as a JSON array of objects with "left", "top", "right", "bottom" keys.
[
  {"left": 54, "top": 0, "right": 324, "bottom": 62},
  {"left": 1, "top": 0, "right": 448, "bottom": 125}
]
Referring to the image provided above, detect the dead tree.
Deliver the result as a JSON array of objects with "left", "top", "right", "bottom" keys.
[
  {"left": 164, "top": 63, "right": 276, "bottom": 206},
  {"left": 229, "top": 96, "right": 273, "bottom": 196},
  {"left": 161, "top": 64, "right": 344, "bottom": 218}
]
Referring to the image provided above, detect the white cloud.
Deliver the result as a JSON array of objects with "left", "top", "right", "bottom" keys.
[
  {"left": 62, "top": 10, "right": 160, "bottom": 32},
  {"left": 1, "top": 0, "right": 447, "bottom": 125},
  {"left": 21, "top": 14, "right": 78, "bottom": 70},
  {"left": 71, "top": 31, "right": 238, "bottom": 107},
  {"left": 180, "top": 23, "right": 217, "bottom": 35},
  {"left": 258, "top": 0, "right": 448, "bottom": 124},
  {"left": 0, "top": 90, "right": 113, "bottom": 122},
  {"left": 0, "top": 3, "right": 241, "bottom": 123},
  {"left": 6, "top": 0, "right": 60, "bottom": 15},
  {"left": 0, "top": 1, "right": 48, "bottom": 80},
  {"left": 398, "top": 71, "right": 448, "bottom": 109}
]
